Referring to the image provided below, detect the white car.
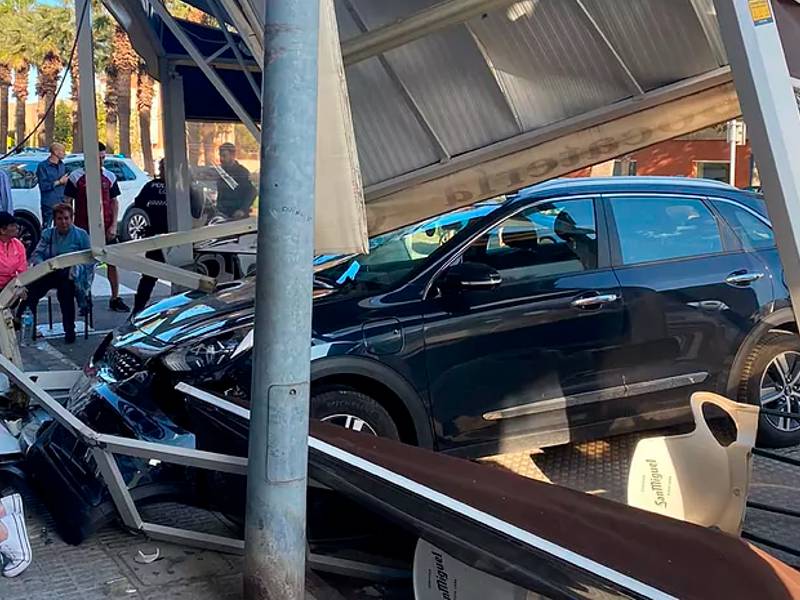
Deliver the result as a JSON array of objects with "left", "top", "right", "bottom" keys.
[{"left": 0, "top": 152, "right": 150, "bottom": 253}]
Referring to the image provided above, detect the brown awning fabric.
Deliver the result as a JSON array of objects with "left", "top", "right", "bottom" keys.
[
  {"left": 776, "top": 0, "right": 800, "bottom": 79},
  {"left": 310, "top": 421, "right": 800, "bottom": 600}
]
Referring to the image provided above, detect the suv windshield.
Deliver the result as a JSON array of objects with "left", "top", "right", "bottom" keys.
[{"left": 316, "top": 203, "right": 500, "bottom": 290}]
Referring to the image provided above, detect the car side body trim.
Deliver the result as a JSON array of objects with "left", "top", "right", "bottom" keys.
[{"left": 482, "top": 372, "right": 708, "bottom": 421}]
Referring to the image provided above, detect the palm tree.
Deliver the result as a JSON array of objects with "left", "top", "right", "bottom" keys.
[
  {"left": 0, "top": 64, "right": 11, "bottom": 153},
  {"left": 111, "top": 25, "right": 138, "bottom": 156},
  {"left": 104, "top": 64, "right": 118, "bottom": 151},
  {"left": 136, "top": 64, "right": 155, "bottom": 174},
  {"left": 31, "top": 3, "right": 75, "bottom": 146},
  {"left": 1, "top": 1, "right": 36, "bottom": 148}
]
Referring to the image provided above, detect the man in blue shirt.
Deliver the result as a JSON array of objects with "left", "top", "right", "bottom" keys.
[
  {"left": 22, "top": 203, "right": 90, "bottom": 343},
  {"left": 35, "top": 142, "right": 68, "bottom": 228},
  {"left": 0, "top": 168, "right": 12, "bottom": 214}
]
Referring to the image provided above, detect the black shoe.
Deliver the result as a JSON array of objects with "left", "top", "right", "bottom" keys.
[
  {"left": 109, "top": 297, "right": 131, "bottom": 312},
  {"left": 64, "top": 331, "right": 76, "bottom": 344}
]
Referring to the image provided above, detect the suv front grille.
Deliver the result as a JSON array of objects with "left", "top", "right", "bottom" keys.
[{"left": 106, "top": 347, "right": 143, "bottom": 380}]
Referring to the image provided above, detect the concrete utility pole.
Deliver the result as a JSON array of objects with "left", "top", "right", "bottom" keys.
[
  {"left": 244, "top": 0, "right": 320, "bottom": 598},
  {"left": 714, "top": 0, "right": 800, "bottom": 327},
  {"left": 75, "top": 0, "right": 104, "bottom": 248}
]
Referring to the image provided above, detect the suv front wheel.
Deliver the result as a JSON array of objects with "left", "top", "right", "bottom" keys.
[
  {"left": 311, "top": 389, "right": 400, "bottom": 440},
  {"left": 738, "top": 331, "right": 800, "bottom": 448}
]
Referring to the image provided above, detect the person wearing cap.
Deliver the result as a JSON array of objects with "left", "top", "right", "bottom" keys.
[
  {"left": 0, "top": 212, "right": 27, "bottom": 290},
  {"left": 131, "top": 158, "right": 168, "bottom": 314},
  {"left": 215, "top": 142, "right": 256, "bottom": 219},
  {"left": 36, "top": 142, "right": 68, "bottom": 228}
]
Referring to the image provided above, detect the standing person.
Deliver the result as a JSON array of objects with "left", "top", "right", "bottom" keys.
[
  {"left": 132, "top": 158, "right": 167, "bottom": 314},
  {"left": 0, "top": 212, "right": 27, "bottom": 289},
  {"left": 0, "top": 165, "right": 12, "bottom": 214},
  {"left": 64, "top": 142, "right": 130, "bottom": 312},
  {"left": 215, "top": 142, "right": 256, "bottom": 219},
  {"left": 35, "top": 142, "right": 68, "bottom": 228},
  {"left": 22, "top": 203, "right": 90, "bottom": 344}
]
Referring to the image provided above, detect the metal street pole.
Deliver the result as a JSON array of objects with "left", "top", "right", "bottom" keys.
[
  {"left": 75, "top": 0, "right": 104, "bottom": 248},
  {"left": 244, "top": 0, "right": 320, "bottom": 598},
  {"left": 714, "top": 0, "right": 800, "bottom": 327}
]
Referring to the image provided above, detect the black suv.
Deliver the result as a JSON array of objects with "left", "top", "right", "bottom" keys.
[
  {"left": 28, "top": 175, "right": 800, "bottom": 542},
  {"left": 37, "top": 177, "right": 800, "bottom": 462}
]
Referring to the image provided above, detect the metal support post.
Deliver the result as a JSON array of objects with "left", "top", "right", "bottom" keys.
[
  {"left": 160, "top": 60, "right": 193, "bottom": 267},
  {"left": 244, "top": 0, "right": 320, "bottom": 597},
  {"left": 714, "top": 0, "right": 800, "bottom": 327},
  {"left": 76, "top": 0, "right": 104, "bottom": 248},
  {"left": 728, "top": 118, "right": 737, "bottom": 186}
]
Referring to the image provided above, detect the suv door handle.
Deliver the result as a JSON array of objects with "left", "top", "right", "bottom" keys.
[
  {"left": 725, "top": 271, "right": 764, "bottom": 287},
  {"left": 571, "top": 293, "right": 619, "bottom": 309}
]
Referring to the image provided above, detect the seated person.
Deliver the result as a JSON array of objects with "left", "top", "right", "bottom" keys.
[
  {"left": 0, "top": 212, "right": 27, "bottom": 290},
  {"left": 20, "top": 203, "right": 90, "bottom": 344}
]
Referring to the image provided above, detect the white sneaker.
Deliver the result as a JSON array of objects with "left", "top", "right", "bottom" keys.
[
  {"left": 0, "top": 513, "right": 32, "bottom": 577},
  {"left": 0, "top": 494, "right": 22, "bottom": 518}
]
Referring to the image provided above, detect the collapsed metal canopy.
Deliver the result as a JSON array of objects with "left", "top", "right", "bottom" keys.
[{"left": 108, "top": 0, "right": 800, "bottom": 234}]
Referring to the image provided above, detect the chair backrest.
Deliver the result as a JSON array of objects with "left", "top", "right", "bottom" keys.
[{"left": 627, "top": 392, "right": 758, "bottom": 535}]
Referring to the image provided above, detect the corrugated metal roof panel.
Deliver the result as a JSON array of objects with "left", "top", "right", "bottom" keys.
[
  {"left": 467, "top": 0, "right": 634, "bottom": 131},
  {"left": 336, "top": 7, "right": 442, "bottom": 185},
  {"left": 343, "top": 0, "right": 520, "bottom": 157},
  {"left": 691, "top": 0, "right": 728, "bottom": 65},
  {"left": 579, "top": 0, "right": 720, "bottom": 91}
]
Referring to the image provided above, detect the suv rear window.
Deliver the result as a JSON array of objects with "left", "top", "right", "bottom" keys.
[
  {"left": 713, "top": 200, "right": 774, "bottom": 250},
  {"left": 609, "top": 196, "right": 723, "bottom": 265}
]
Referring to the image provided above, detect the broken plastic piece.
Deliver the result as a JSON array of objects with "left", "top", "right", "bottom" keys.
[{"left": 134, "top": 547, "right": 160, "bottom": 564}]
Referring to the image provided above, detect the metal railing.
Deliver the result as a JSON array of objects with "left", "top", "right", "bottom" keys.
[{"left": 0, "top": 355, "right": 405, "bottom": 580}]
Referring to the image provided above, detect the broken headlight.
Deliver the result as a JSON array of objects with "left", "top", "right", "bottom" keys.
[{"left": 162, "top": 327, "right": 252, "bottom": 372}]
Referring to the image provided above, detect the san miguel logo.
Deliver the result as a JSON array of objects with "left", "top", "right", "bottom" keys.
[
  {"left": 432, "top": 551, "right": 453, "bottom": 600},
  {"left": 646, "top": 458, "right": 669, "bottom": 509}
]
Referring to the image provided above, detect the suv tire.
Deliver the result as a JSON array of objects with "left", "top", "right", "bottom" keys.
[
  {"left": 738, "top": 331, "right": 800, "bottom": 448},
  {"left": 311, "top": 389, "right": 400, "bottom": 440},
  {"left": 121, "top": 207, "right": 150, "bottom": 241},
  {"left": 14, "top": 213, "right": 40, "bottom": 258}
]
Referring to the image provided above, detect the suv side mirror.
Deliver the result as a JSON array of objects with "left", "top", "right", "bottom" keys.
[{"left": 441, "top": 262, "right": 502, "bottom": 292}]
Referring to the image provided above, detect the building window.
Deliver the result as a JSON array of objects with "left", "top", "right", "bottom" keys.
[
  {"left": 695, "top": 161, "right": 730, "bottom": 183},
  {"left": 612, "top": 159, "right": 637, "bottom": 176}
]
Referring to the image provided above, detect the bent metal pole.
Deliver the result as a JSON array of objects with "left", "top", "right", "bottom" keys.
[{"left": 244, "top": 1, "right": 320, "bottom": 599}]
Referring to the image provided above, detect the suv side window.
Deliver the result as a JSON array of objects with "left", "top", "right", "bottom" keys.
[
  {"left": 464, "top": 199, "right": 598, "bottom": 279},
  {"left": 609, "top": 196, "right": 723, "bottom": 265},
  {"left": 713, "top": 200, "right": 774, "bottom": 250}
]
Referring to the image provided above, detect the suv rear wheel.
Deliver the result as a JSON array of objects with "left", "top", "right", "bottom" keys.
[
  {"left": 738, "top": 331, "right": 800, "bottom": 448},
  {"left": 311, "top": 389, "right": 400, "bottom": 440},
  {"left": 14, "top": 213, "right": 39, "bottom": 257}
]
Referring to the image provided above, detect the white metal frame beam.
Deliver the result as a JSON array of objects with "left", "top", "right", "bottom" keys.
[
  {"left": 340, "top": 0, "right": 518, "bottom": 66},
  {"left": 713, "top": 0, "right": 800, "bottom": 327},
  {"left": 364, "top": 68, "right": 740, "bottom": 235}
]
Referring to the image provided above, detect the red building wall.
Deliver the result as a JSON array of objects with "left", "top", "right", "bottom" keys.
[{"left": 629, "top": 139, "right": 754, "bottom": 188}]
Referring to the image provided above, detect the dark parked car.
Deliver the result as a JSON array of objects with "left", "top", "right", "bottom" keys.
[{"left": 27, "top": 176, "right": 800, "bottom": 538}]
